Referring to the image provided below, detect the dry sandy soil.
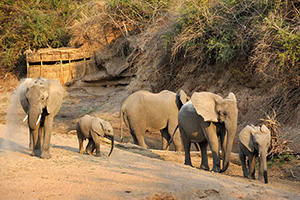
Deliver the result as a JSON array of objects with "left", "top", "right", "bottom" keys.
[{"left": 0, "top": 79, "right": 300, "bottom": 200}]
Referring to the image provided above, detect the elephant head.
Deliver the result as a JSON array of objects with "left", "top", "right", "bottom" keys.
[
  {"left": 191, "top": 92, "right": 238, "bottom": 172},
  {"left": 20, "top": 77, "right": 64, "bottom": 130},
  {"left": 92, "top": 118, "right": 114, "bottom": 156},
  {"left": 239, "top": 124, "right": 271, "bottom": 183}
]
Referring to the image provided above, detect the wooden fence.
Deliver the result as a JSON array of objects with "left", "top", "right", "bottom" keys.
[{"left": 26, "top": 47, "right": 96, "bottom": 85}]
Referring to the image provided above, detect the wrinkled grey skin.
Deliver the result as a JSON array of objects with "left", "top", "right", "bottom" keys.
[
  {"left": 239, "top": 124, "right": 271, "bottom": 183},
  {"left": 177, "top": 92, "right": 238, "bottom": 172},
  {"left": 76, "top": 115, "right": 114, "bottom": 157},
  {"left": 19, "top": 77, "right": 64, "bottom": 159},
  {"left": 120, "top": 90, "right": 189, "bottom": 151}
]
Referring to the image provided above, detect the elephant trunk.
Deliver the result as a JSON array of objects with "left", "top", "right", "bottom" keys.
[
  {"left": 107, "top": 135, "right": 114, "bottom": 157},
  {"left": 28, "top": 106, "right": 42, "bottom": 130},
  {"left": 221, "top": 121, "right": 237, "bottom": 172},
  {"left": 260, "top": 149, "right": 268, "bottom": 183}
]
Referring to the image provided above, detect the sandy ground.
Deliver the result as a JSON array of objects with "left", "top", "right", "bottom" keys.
[
  {"left": 0, "top": 123, "right": 300, "bottom": 200},
  {"left": 0, "top": 80, "right": 299, "bottom": 200}
]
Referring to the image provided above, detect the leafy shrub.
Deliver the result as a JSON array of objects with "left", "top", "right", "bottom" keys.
[
  {"left": 251, "top": 1, "right": 300, "bottom": 84},
  {"left": 0, "top": 0, "right": 85, "bottom": 77},
  {"left": 165, "top": 0, "right": 300, "bottom": 85}
]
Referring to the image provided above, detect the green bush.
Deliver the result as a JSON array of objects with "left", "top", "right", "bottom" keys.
[
  {"left": 0, "top": 0, "right": 85, "bottom": 76},
  {"left": 165, "top": 0, "right": 299, "bottom": 85}
]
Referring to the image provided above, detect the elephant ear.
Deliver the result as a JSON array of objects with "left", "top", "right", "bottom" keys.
[
  {"left": 261, "top": 124, "right": 271, "bottom": 141},
  {"left": 179, "top": 90, "right": 188, "bottom": 104},
  {"left": 18, "top": 78, "right": 34, "bottom": 113},
  {"left": 239, "top": 125, "right": 258, "bottom": 152},
  {"left": 175, "top": 90, "right": 189, "bottom": 110},
  {"left": 91, "top": 118, "right": 104, "bottom": 137},
  {"left": 226, "top": 92, "right": 237, "bottom": 103},
  {"left": 191, "top": 92, "right": 223, "bottom": 122},
  {"left": 47, "top": 79, "right": 65, "bottom": 114}
]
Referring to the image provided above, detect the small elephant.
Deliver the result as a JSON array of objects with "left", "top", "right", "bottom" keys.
[
  {"left": 239, "top": 124, "right": 271, "bottom": 183},
  {"left": 76, "top": 115, "right": 114, "bottom": 157},
  {"left": 18, "top": 77, "right": 65, "bottom": 159},
  {"left": 120, "top": 90, "right": 188, "bottom": 151}
]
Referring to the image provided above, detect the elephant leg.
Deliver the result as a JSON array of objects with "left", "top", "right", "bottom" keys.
[
  {"left": 219, "top": 129, "right": 227, "bottom": 162},
  {"left": 248, "top": 154, "right": 256, "bottom": 180},
  {"left": 168, "top": 121, "right": 183, "bottom": 152},
  {"left": 91, "top": 131, "right": 101, "bottom": 157},
  {"left": 258, "top": 156, "right": 263, "bottom": 180},
  {"left": 239, "top": 151, "right": 248, "bottom": 178},
  {"left": 205, "top": 126, "right": 220, "bottom": 172},
  {"left": 130, "top": 126, "right": 147, "bottom": 148},
  {"left": 199, "top": 141, "right": 209, "bottom": 171},
  {"left": 180, "top": 127, "right": 192, "bottom": 167},
  {"left": 161, "top": 127, "right": 170, "bottom": 150},
  {"left": 40, "top": 116, "right": 53, "bottom": 159},
  {"left": 77, "top": 131, "right": 84, "bottom": 154},
  {"left": 39, "top": 125, "right": 44, "bottom": 150},
  {"left": 85, "top": 139, "right": 94, "bottom": 155}
]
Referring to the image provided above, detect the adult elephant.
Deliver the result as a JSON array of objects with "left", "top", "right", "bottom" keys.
[
  {"left": 177, "top": 92, "right": 238, "bottom": 172},
  {"left": 19, "top": 77, "right": 65, "bottom": 159},
  {"left": 120, "top": 90, "right": 188, "bottom": 151}
]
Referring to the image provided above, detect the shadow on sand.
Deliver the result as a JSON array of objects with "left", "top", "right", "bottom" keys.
[{"left": 0, "top": 137, "right": 29, "bottom": 155}]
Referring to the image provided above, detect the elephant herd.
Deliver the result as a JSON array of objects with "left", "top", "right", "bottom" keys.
[{"left": 16, "top": 77, "right": 271, "bottom": 184}]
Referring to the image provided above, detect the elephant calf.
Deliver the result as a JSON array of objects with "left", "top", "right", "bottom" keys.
[
  {"left": 76, "top": 115, "right": 114, "bottom": 157},
  {"left": 239, "top": 124, "right": 271, "bottom": 183}
]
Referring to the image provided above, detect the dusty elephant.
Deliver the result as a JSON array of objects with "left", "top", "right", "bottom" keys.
[
  {"left": 239, "top": 124, "right": 271, "bottom": 183},
  {"left": 120, "top": 90, "right": 188, "bottom": 151},
  {"left": 76, "top": 115, "right": 114, "bottom": 157},
  {"left": 19, "top": 77, "right": 65, "bottom": 159},
  {"left": 174, "top": 92, "right": 238, "bottom": 172}
]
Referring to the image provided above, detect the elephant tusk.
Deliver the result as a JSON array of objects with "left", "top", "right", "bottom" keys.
[
  {"left": 23, "top": 115, "right": 28, "bottom": 122},
  {"left": 36, "top": 114, "right": 41, "bottom": 125}
]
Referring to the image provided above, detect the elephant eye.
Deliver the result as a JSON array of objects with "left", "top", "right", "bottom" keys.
[{"left": 223, "top": 112, "right": 227, "bottom": 116}]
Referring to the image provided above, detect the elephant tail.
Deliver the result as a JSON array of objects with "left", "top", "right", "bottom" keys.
[
  {"left": 120, "top": 107, "right": 128, "bottom": 142},
  {"left": 166, "top": 124, "right": 179, "bottom": 149},
  {"left": 120, "top": 108, "right": 124, "bottom": 142}
]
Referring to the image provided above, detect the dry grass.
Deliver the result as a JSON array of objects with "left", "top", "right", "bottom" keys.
[{"left": 260, "top": 110, "right": 294, "bottom": 160}]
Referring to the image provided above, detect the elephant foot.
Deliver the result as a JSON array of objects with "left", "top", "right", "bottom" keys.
[
  {"left": 86, "top": 150, "right": 93, "bottom": 155},
  {"left": 211, "top": 167, "right": 220, "bottom": 173},
  {"left": 31, "top": 148, "right": 41, "bottom": 157},
  {"left": 200, "top": 165, "right": 209, "bottom": 171},
  {"left": 95, "top": 153, "right": 101, "bottom": 157},
  {"left": 40, "top": 151, "right": 52, "bottom": 159},
  {"left": 184, "top": 162, "right": 193, "bottom": 167}
]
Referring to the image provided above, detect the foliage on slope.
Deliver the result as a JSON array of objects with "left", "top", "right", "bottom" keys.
[{"left": 0, "top": 0, "right": 86, "bottom": 76}]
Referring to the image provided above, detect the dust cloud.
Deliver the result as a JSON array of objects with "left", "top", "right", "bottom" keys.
[{"left": 1, "top": 78, "right": 31, "bottom": 152}]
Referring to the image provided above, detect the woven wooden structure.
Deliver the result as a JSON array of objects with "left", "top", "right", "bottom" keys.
[{"left": 26, "top": 47, "right": 95, "bottom": 85}]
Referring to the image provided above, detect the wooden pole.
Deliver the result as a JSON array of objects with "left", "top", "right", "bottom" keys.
[{"left": 40, "top": 53, "right": 43, "bottom": 77}]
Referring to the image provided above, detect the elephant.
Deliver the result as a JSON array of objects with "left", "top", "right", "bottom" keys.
[
  {"left": 76, "top": 115, "right": 114, "bottom": 157},
  {"left": 239, "top": 124, "right": 271, "bottom": 183},
  {"left": 120, "top": 90, "right": 189, "bottom": 151},
  {"left": 19, "top": 77, "right": 65, "bottom": 159},
  {"left": 173, "top": 92, "right": 238, "bottom": 172}
]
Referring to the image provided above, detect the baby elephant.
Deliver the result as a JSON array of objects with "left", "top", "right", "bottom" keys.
[
  {"left": 76, "top": 115, "right": 114, "bottom": 157},
  {"left": 239, "top": 124, "right": 271, "bottom": 183}
]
